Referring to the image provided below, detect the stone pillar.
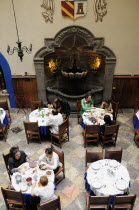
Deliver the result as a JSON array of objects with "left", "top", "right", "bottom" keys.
[
  {"left": 34, "top": 61, "right": 46, "bottom": 102},
  {"left": 103, "top": 58, "right": 116, "bottom": 100}
]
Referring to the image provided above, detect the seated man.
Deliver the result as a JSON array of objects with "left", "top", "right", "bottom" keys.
[
  {"left": 80, "top": 92, "right": 94, "bottom": 115},
  {"left": 8, "top": 146, "right": 30, "bottom": 174},
  {"left": 100, "top": 99, "right": 113, "bottom": 114},
  {"left": 47, "top": 109, "right": 63, "bottom": 134},
  {"left": 31, "top": 176, "right": 57, "bottom": 204},
  {"left": 38, "top": 147, "right": 59, "bottom": 173}
]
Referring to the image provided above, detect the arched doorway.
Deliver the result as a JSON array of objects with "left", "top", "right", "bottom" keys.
[{"left": 0, "top": 53, "right": 16, "bottom": 108}]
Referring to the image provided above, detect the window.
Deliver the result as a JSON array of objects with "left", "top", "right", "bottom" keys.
[{"left": 0, "top": 66, "right": 6, "bottom": 90}]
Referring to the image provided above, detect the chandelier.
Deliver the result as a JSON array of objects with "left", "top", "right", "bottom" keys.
[{"left": 7, "top": 0, "right": 32, "bottom": 61}]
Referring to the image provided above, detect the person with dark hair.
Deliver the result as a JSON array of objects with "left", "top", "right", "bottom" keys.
[
  {"left": 47, "top": 109, "right": 63, "bottom": 134},
  {"left": 100, "top": 114, "right": 114, "bottom": 134},
  {"left": 8, "top": 146, "right": 30, "bottom": 174},
  {"left": 48, "top": 98, "right": 62, "bottom": 113},
  {"left": 31, "top": 175, "right": 57, "bottom": 204},
  {"left": 38, "top": 147, "right": 59, "bottom": 171},
  {"left": 100, "top": 99, "right": 113, "bottom": 113},
  {"left": 80, "top": 92, "right": 94, "bottom": 114}
]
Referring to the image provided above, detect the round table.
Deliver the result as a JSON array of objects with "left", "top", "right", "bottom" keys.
[
  {"left": 29, "top": 108, "right": 52, "bottom": 135},
  {"left": 82, "top": 107, "right": 113, "bottom": 126},
  {"left": 12, "top": 161, "right": 55, "bottom": 193},
  {"left": 86, "top": 159, "right": 130, "bottom": 196}
]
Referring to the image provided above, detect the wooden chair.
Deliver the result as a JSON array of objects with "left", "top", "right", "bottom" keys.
[
  {"left": 24, "top": 121, "right": 41, "bottom": 144},
  {"left": 111, "top": 101, "right": 119, "bottom": 122},
  {"left": 100, "top": 124, "right": 119, "bottom": 148},
  {"left": 84, "top": 124, "right": 100, "bottom": 148},
  {"left": 104, "top": 148, "right": 123, "bottom": 163},
  {"left": 2, "top": 153, "right": 11, "bottom": 180},
  {"left": 1, "top": 187, "right": 26, "bottom": 210},
  {"left": 86, "top": 194, "right": 110, "bottom": 210},
  {"left": 30, "top": 100, "right": 43, "bottom": 111},
  {"left": 111, "top": 194, "right": 136, "bottom": 210},
  {"left": 0, "top": 100, "right": 11, "bottom": 127},
  {"left": 51, "top": 146, "right": 65, "bottom": 184},
  {"left": 37, "top": 196, "right": 61, "bottom": 210},
  {"left": 77, "top": 100, "right": 81, "bottom": 124},
  {"left": 0, "top": 120, "right": 7, "bottom": 141},
  {"left": 85, "top": 150, "right": 103, "bottom": 171},
  {"left": 134, "top": 129, "right": 139, "bottom": 148},
  {"left": 50, "top": 118, "right": 69, "bottom": 148},
  {"left": 134, "top": 98, "right": 139, "bottom": 113},
  {"left": 15, "top": 95, "right": 26, "bottom": 114}
]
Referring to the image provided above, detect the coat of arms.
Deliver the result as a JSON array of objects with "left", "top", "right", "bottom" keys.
[{"left": 61, "top": 0, "right": 87, "bottom": 20}]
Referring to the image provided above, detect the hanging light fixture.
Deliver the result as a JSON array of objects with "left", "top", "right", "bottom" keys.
[{"left": 7, "top": 0, "right": 32, "bottom": 61}]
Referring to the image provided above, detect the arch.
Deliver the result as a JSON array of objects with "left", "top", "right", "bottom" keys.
[{"left": 0, "top": 53, "right": 16, "bottom": 107}]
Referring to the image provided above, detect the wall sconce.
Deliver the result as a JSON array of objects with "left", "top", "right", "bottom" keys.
[
  {"left": 89, "top": 55, "right": 102, "bottom": 71},
  {"left": 48, "top": 58, "right": 60, "bottom": 73}
]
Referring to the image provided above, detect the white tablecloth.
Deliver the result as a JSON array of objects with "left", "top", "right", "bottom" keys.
[
  {"left": 12, "top": 162, "right": 55, "bottom": 194},
  {"left": 87, "top": 159, "right": 130, "bottom": 196},
  {"left": 82, "top": 107, "right": 113, "bottom": 125},
  {"left": 0, "top": 108, "right": 6, "bottom": 124},
  {"left": 29, "top": 108, "right": 52, "bottom": 127}
]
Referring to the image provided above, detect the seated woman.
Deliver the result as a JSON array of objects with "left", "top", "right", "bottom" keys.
[
  {"left": 100, "top": 99, "right": 113, "bottom": 113},
  {"left": 48, "top": 98, "right": 62, "bottom": 113},
  {"left": 8, "top": 146, "right": 30, "bottom": 174},
  {"left": 31, "top": 176, "right": 57, "bottom": 204},
  {"left": 38, "top": 148, "right": 59, "bottom": 173},
  {"left": 100, "top": 115, "right": 114, "bottom": 134}
]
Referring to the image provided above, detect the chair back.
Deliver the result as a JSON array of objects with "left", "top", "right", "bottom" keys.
[
  {"left": 104, "top": 124, "right": 119, "bottom": 136},
  {"left": 85, "top": 124, "right": 100, "bottom": 134},
  {"left": 0, "top": 101, "right": 9, "bottom": 110},
  {"left": 104, "top": 148, "right": 123, "bottom": 163},
  {"left": 59, "top": 118, "right": 68, "bottom": 136},
  {"left": 24, "top": 121, "right": 39, "bottom": 131},
  {"left": 89, "top": 195, "right": 110, "bottom": 210},
  {"left": 38, "top": 196, "right": 61, "bottom": 210},
  {"left": 51, "top": 146, "right": 64, "bottom": 165},
  {"left": 1, "top": 187, "right": 26, "bottom": 209},
  {"left": 77, "top": 100, "right": 81, "bottom": 113},
  {"left": 112, "top": 194, "right": 136, "bottom": 210},
  {"left": 86, "top": 150, "right": 103, "bottom": 167},
  {"left": 111, "top": 101, "right": 119, "bottom": 113},
  {"left": 30, "top": 100, "right": 43, "bottom": 111},
  {"left": 0, "top": 120, "right": 3, "bottom": 130},
  {"left": 134, "top": 98, "right": 139, "bottom": 113},
  {"left": 2, "top": 153, "right": 10, "bottom": 172}
]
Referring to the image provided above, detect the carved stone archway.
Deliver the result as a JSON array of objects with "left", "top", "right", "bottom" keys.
[{"left": 34, "top": 26, "right": 116, "bottom": 110}]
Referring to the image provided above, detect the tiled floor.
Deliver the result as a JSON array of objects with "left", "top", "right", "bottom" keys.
[{"left": 0, "top": 108, "right": 139, "bottom": 209}]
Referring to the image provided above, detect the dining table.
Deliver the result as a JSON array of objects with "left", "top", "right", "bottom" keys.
[
  {"left": 0, "top": 108, "right": 9, "bottom": 127},
  {"left": 85, "top": 159, "right": 130, "bottom": 197},
  {"left": 29, "top": 108, "right": 52, "bottom": 135},
  {"left": 82, "top": 107, "right": 113, "bottom": 127},
  {"left": 11, "top": 161, "right": 55, "bottom": 209}
]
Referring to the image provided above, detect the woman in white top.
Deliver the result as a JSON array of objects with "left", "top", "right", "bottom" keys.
[
  {"left": 38, "top": 148, "right": 59, "bottom": 173},
  {"left": 31, "top": 176, "right": 57, "bottom": 204},
  {"left": 47, "top": 109, "right": 63, "bottom": 134}
]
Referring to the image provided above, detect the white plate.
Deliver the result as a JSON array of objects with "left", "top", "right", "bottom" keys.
[
  {"left": 92, "top": 180, "right": 103, "bottom": 189},
  {"left": 109, "top": 160, "right": 118, "bottom": 168},
  {"left": 18, "top": 162, "right": 29, "bottom": 172},
  {"left": 116, "top": 179, "right": 127, "bottom": 191},
  {"left": 91, "top": 162, "right": 100, "bottom": 170}
]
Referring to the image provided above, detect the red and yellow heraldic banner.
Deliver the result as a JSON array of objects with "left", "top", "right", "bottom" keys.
[{"left": 61, "top": 0, "right": 87, "bottom": 20}]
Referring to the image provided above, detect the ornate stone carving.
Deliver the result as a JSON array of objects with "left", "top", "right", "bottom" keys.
[
  {"left": 41, "top": 0, "right": 54, "bottom": 23},
  {"left": 94, "top": 0, "right": 107, "bottom": 22}
]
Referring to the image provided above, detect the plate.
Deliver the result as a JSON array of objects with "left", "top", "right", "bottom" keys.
[
  {"left": 116, "top": 179, "right": 127, "bottom": 191},
  {"left": 18, "top": 163, "right": 29, "bottom": 172},
  {"left": 39, "top": 164, "right": 47, "bottom": 170},
  {"left": 46, "top": 170, "right": 52, "bottom": 176},
  {"left": 109, "top": 160, "right": 118, "bottom": 168},
  {"left": 29, "top": 161, "right": 37, "bottom": 168},
  {"left": 92, "top": 179, "right": 103, "bottom": 189},
  {"left": 91, "top": 162, "right": 100, "bottom": 170}
]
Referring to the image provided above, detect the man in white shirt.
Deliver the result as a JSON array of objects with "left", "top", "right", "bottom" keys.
[
  {"left": 38, "top": 148, "right": 59, "bottom": 172},
  {"left": 31, "top": 176, "right": 57, "bottom": 204},
  {"left": 47, "top": 109, "right": 63, "bottom": 134}
]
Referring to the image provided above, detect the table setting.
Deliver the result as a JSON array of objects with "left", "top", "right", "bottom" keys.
[
  {"left": 86, "top": 159, "right": 130, "bottom": 196},
  {"left": 82, "top": 107, "right": 113, "bottom": 126},
  {"left": 11, "top": 161, "right": 55, "bottom": 193}
]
